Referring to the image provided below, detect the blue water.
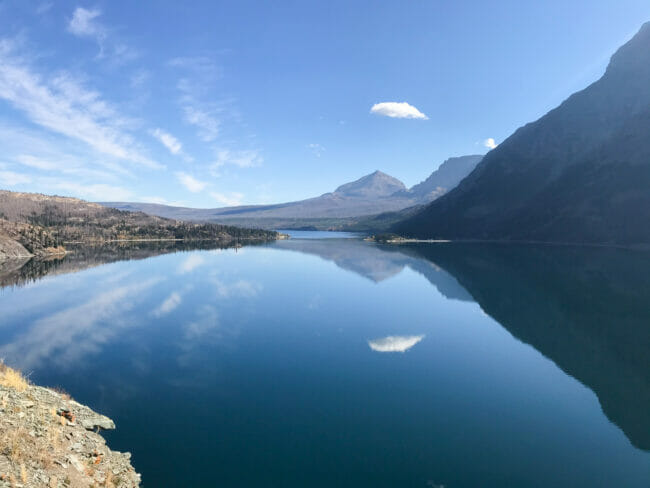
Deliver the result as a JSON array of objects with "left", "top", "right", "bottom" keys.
[
  {"left": 277, "top": 229, "right": 360, "bottom": 239},
  {"left": 1, "top": 238, "right": 649, "bottom": 487}
]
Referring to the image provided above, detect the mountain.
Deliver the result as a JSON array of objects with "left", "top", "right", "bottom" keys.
[
  {"left": 402, "top": 155, "right": 483, "bottom": 200},
  {"left": 394, "top": 22, "right": 650, "bottom": 245},
  {"left": 0, "top": 190, "right": 278, "bottom": 261},
  {"left": 333, "top": 170, "right": 406, "bottom": 198},
  {"left": 104, "top": 156, "right": 482, "bottom": 230}
]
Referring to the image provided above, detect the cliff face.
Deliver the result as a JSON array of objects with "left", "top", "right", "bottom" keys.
[{"left": 0, "top": 364, "right": 140, "bottom": 487}]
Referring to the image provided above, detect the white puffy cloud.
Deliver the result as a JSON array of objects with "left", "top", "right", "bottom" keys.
[
  {"left": 368, "top": 335, "right": 425, "bottom": 353},
  {"left": 151, "top": 128, "right": 182, "bottom": 155},
  {"left": 370, "top": 102, "right": 428, "bottom": 120},
  {"left": 484, "top": 138, "right": 498, "bottom": 149},
  {"left": 176, "top": 172, "right": 207, "bottom": 193},
  {"left": 210, "top": 191, "right": 244, "bottom": 207}
]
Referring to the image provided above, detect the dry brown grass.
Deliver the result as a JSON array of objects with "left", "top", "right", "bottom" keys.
[
  {"left": 0, "top": 405, "right": 61, "bottom": 472},
  {"left": 2, "top": 427, "right": 32, "bottom": 463},
  {"left": 0, "top": 361, "right": 29, "bottom": 392}
]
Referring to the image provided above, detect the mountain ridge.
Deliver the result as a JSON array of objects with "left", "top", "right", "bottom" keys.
[{"left": 102, "top": 155, "right": 483, "bottom": 229}]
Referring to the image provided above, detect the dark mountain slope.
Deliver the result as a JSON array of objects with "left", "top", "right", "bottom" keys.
[{"left": 395, "top": 22, "right": 650, "bottom": 245}]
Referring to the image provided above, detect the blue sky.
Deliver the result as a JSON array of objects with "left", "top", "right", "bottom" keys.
[{"left": 0, "top": 0, "right": 649, "bottom": 207}]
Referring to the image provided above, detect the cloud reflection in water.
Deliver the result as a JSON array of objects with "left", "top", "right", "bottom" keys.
[{"left": 368, "top": 335, "right": 425, "bottom": 353}]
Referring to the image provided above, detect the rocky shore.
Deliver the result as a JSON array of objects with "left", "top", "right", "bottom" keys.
[{"left": 0, "top": 364, "right": 140, "bottom": 488}]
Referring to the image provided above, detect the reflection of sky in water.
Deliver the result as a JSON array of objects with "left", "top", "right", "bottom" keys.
[{"left": 0, "top": 242, "right": 649, "bottom": 487}]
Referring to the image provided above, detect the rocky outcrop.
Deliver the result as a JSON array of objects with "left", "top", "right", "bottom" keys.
[
  {"left": 0, "top": 235, "right": 32, "bottom": 261},
  {"left": 0, "top": 379, "right": 140, "bottom": 487}
]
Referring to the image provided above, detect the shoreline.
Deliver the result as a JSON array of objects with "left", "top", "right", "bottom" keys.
[
  {"left": 0, "top": 364, "right": 140, "bottom": 487},
  {"left": 0, "top": 234, "right": 288, "bottom": 262},
  {"left": 366, "top": 236, "right": 650, "bottom": 251}
]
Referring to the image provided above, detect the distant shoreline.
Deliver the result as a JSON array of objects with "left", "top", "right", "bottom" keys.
[{"left": 365, "top": 235, "right": 650, "bottom": 251}]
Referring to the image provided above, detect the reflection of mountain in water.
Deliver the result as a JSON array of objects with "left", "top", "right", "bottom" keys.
[
  {"left": 0, "top": 241, "right": 254, "bottom": 289},
  {"left": 275, "top": 238, "right": 650, "bottom": 450},
  {"left": 404, "top": 243, "right": 650, "bottom": 452},
  {"left": 4, "top": 235, "right": 648, "bottom": 452},
  {"left": 271, "top": 238, "right": 472, "bottom": 301}
]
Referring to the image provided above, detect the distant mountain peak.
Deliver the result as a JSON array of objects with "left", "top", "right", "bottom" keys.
[{"left": 334, "top": 170, "right": 406, "bottom": 198}]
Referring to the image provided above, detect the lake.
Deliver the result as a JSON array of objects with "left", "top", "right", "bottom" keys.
[{"left": 1, "top": 235, "right": 649, "bottom": 487}]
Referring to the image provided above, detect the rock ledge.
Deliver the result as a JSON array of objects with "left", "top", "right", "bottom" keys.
[{"left": 0, "top": 383, "right": 140, "bottom": 487}]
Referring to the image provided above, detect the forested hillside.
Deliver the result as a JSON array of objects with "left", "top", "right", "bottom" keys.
[{"left": 0, "top": 190, "right": 279, "bottom": 259}]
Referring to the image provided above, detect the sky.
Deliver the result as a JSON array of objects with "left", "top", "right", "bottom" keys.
[{"left": 0, "top": 0, "right": 649, "bottom": 207}]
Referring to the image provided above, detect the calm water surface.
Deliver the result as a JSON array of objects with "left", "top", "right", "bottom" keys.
[{"left": 1, "top": 236, "right": 649, "bottom": 487}]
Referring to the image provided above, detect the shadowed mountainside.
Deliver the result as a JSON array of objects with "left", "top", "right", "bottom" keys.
[{"left": 395, "top": 22, "right": 650, "bottom": 245}]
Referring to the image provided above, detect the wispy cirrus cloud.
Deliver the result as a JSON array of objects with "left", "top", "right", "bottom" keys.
[
  {"left": 176, "top": 171, "right": 207, "bottom": 193},
  {"left": 210, "top": 191, "right": 244, "bottom": 207},
  {"left": 0, "top": 170, "right": 32, "bottom": 186},
  {"left": 307, "top": 143, "right": 325, "bottom": 158},
  {"left": 67, "top": 7, "right": 139, "bottom": 63},
  {"left": 212, "top": 278, "right": 261, "bottom": 298},
  {"left": 68, "top": 7, "right": 105, "bottom": 41},
  {"left": 0, "top": 276, "right": 161, "bottom": 371},
  {"left": 370, "top": 102, "right": 428, "bottom": 120},
  {"left": 35, "top": 2, "right": 53, "bottom": 15},
  {"left": 0, "top": 40, "right": 160, "bottom": 169},
  {"left": 182, "top": 104, "right": 220, "bottom": 142},
  {"left": 45, "top": 179, "right": 135, "bottom": 201},
  {"left": 0, "top": 124, "right": 134, "bottom": 181},
  {"left": 170, "top": 57, "right": 223, "bottom": 142},
  {"left": 179, "top": 254, "right": 205, "bottom": 274},
  {"left": 153, "top": 291, "right": 182, "bottom": 317},
  {"left": 213, "top": 149, "right": 262, "bottom": 171},
  {"left": 151, "top": 128, "right": 182, "bottom": 155}
]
